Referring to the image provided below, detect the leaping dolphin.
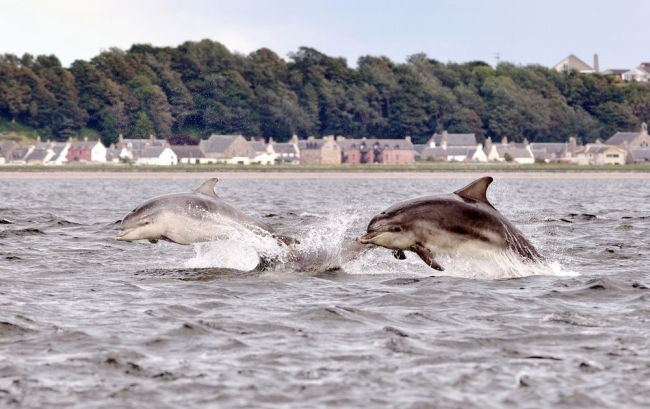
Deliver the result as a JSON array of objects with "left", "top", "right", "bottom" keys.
[
  {"left": 358, "top": 176, "right": 541, "bottom": 271},
  {"left": 116, "top": 178, "right": 293, "bottom": 246}
]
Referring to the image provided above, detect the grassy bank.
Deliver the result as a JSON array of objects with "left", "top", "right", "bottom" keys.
[{"left": 1, "top": 162, "right": 650, "bottom": 173}]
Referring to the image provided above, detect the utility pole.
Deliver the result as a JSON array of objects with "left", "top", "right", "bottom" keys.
[{"left": 494, "top": 52, "right": 501, "bottom": 67}]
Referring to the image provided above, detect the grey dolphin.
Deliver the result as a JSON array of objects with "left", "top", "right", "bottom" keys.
[
  {"left": 358, "top": 176, "right": 541, "bottom": 271},
  {"left": 117, "top": 178, "right": 292, "bottom": 245}
]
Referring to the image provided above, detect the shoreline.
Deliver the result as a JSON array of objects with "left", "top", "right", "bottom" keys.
[{"left": 0, "top": 170, "right": 647, "bottom": 180}]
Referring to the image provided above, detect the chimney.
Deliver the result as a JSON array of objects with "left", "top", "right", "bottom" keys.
[
  {"left": 405, "top": 136, "right": 411, "bottom": 143},
  {"left": 642, "top": 122, "right": 648, "bottom": 136},
  {"left": 593, "top": 54, "right": 599, "bottom": 73},
  {"left": 501, "top": 136, "right": 508, "bottom": 145},
  {"left": 483, "top": 137, "right": 493, "bottom": 156},
  {"left": 290, "top": 134, "right": 298, "bottom": 145},
  {"left": 84, "top": 136, "right": 88, "bottom": 142},
  {"left": 569, "top": 136, "right": 577, "bottom": 156}
]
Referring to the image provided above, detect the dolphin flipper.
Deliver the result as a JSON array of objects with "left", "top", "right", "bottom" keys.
[
  {"left": 410, "top": 243, "right": 444, "bottom": 271},
  {"left": 392, "top": 250, "right": 407, "bottom": 260}
]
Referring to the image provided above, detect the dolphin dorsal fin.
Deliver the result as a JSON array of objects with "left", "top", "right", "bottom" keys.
[
  {"left": 454, "top": 176, "right": 493, "bottom": 203},
  {"left": 195, "top": 178, "right": 219, "bottom": 197}
]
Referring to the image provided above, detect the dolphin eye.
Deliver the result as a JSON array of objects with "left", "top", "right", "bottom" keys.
[{"left": 391, "top": 226, "right": 402, "bottom": 233}]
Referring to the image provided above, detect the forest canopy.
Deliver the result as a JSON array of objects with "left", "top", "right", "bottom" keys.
[{"left": 1, "top": 39, "right": 648, "bottom": 146}]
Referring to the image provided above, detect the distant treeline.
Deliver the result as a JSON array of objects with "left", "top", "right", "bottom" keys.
[{"left": 1, "top": 39, "right": 649, "bottom": 146}]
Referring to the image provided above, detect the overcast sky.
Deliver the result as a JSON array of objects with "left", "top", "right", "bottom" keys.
[{"left": 1, "top": 0, "right": 648, "bottom": 69}]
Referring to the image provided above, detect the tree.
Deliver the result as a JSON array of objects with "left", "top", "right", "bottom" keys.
[{"left": 132, "top": 111, "right": 154, "bottom": 138}]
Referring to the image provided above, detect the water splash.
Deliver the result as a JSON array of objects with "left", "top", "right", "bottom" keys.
[
  {"left": 184, "top": 210, "right": 364, "bottom": 272},
  {"left": 344, "top": 247, "right": 578, "bottom": 279}
]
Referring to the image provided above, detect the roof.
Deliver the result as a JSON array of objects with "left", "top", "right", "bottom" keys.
[
  {"left": 171, "top": 145, "right": 205, "bottom": 158},
  {"left": 12, "top": 147, "right": 29, "bottom": 161},
  {"left": 376, "top": 138, "right": 414, "bottom": 150},
  {"left": 529, "top": 142, "right": 568, "bottom": 155},
  {"left": 432, "top": 132, "right": 477, "bottom": 146},
  {"left": 298, "top": 139, "right": 325, "bottom": 150},
  {"left": 139, "top": 146, "right": 167, "bottom": 158},
  {"left": 446, "top": 147, "right": 475, "bottom": 156},
  {"left": 603, "top": 69, "right": 628, "bottom": 75},
  {"left": 606, "top": 132, "right": 640, "bottom": 145},
  {"left": 420, "top": 147, "right": 448, "bottom": 158},
  {"left": 25, "top": 148, "right": 48, "bottom": 162},
  {"left": 69, "top": 140, "right": 99, "bottom": 150},
  {"left": 121, "top": 138, "right": 166, "bottom": 150},
  {"left": 413, "top": 144, "right": 427, "bottom": 154},
  {"left": 553, "top": 54, "right": 592, "bottom": 72},
  {"left": 0, "top": 140, "right": 17, "bottom": 152},
  {"left": 199, "top": 134, "right": 241, "bottom": 153},
  {"left": 106, "top": 148, "right": 120, "bottom": 161},
  {"left": 580, "top": 144, "right": 625, "bottom": 154},
  {"left": 495, "top": 145, "right": 533, "bottom": 158},
  {"left": 631, "top": 148, "right": 650, "bottom": 162},
  {"left": 249, "top": 141, "right": 267, "bottom": 153},
  {"left": 274, "top": 143, "right": 297, "bottom": 154}
]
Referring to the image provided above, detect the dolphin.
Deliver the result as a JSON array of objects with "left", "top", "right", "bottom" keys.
[
  {"left": 358, "top": 176, "right": 541, "bottom": 271},
  {"left": 116, "top": 178, "right": 293, "bottom": 246}
]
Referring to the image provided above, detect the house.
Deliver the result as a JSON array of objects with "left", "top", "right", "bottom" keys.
[
  {"left": 602, "top": 69, "right": 627, "bottom": 80},
  {"left": 66, "top": 138, "right": 106, "bottom": 163},
  {"left": 273, "top": 139, "right": 300, "bottom": 164},
  {"left": 116, "top": 134, "right": 168, "bottom": 161},
  {"left": 336, "top": 136, "right": 416, "bottom": 164},
  {"left": 25, "top": 147, "right": 53, "bottom": 165},
  {"left": 622, "top": 64, "right": 650, "bottom": 82},
  {"left": 630, "top": 148, "right": 650, "bottom": 163},
  {"left": 530, "top": 138, "right": 577, "bottom": 163},
  {"left": 414, "top": 131, "right": 486, "bottom": 162},
  {"left": 250, "top": 139, "right": 276, "bottom": 165},
  {"left": 11, "top": 146, "right": 31, "bottom": 164},
  {"left": 606, "top": 122, "right": 650, "bottom": 148},
  {"left": 337, "top": 137, "right": 382, "bottom": 164},
  {"left": 418, "top": 145, "right": 486, "bottom": 162},
  {"left": 298, "top": 136, "right": 341, "bottom": 164},
  {"left": 484, "top": 137, "right": 535, "bottom": 164},
  {"left": 135, "top": 146, "right": 178, "bottom": 166},
  {"left": 199, "top": 134, "right": 255, "bottom": 164},
  {"left": 0, "top": 140, "right": 18, "bottom": 164},
  {"left": 553, "top": 54, "right": 596, "bottom": 73},
  {"left": 430, "top": 130, "right": 478, "bottom": 148},
  {"left": 171, "top": 145, "right": 216, "bottom": 165},
  {"left": 378, "top": 137, "right": 416, "bottom": 164},
  {"left": 45, "top": 141, "right": 70, "bottom": 165},
  {"left": 575, "top": 144, "right": 627, "bottom": 165},
  {"left": 105, "top": 148, "right": 122, "bottom": 164}
]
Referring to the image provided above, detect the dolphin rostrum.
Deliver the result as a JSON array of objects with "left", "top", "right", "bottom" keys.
[
  {"left": 116, "top": 178, "right": 294, "bottom": 246},
  {"left": 358, "top": 176, "right": 541, "bottom": 271}
]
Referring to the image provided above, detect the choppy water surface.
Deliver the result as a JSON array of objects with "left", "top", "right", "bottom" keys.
[{"left": 1, "top": 175, "right": 649, "bottom": 408}]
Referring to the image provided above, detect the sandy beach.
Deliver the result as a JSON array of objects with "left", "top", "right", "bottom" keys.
[{"left": 0, "top": 170, "right": 648, "bottom": 180}]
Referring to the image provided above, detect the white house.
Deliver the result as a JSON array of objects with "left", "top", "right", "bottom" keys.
[
  {"left": 136, "top": 146, "right": 178, "bottom": 166},
  {"left": 575, "top": 144, "right": 627, "bottom": 165},
  {"left": 250, "top": 140, "right": 276, "bottom": 165},
  {"left": 484, "top": 137, "right": 535, "bottom": 164},
  {"left": 552, "top": 54, "right": 596, "bottom": 73},
  {"left": 622, "top": 67, "right": 650, "bottom": 82},
  {"left": 171, "top": 145, "right": 218, "bottom": 164},
  {"left": 91, "top": 141, "right": 107, "bottom": 162}
]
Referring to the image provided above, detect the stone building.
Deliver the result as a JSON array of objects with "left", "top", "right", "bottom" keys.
[{"left": 298, "top": 136, "right": 341, "bottom": 165}]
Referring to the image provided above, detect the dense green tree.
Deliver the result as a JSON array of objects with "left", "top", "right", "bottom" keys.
[
  {"left": 0, "top": 42, "right": 649, "bottom": 144},
  {"left": 132, "top": 111, "right": 154, "bottom": 139}
]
